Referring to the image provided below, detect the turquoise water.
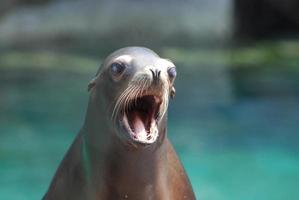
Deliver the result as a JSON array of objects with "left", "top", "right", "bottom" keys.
[{"left": 1, "top": 63, "right": 299, "bottom": 200}]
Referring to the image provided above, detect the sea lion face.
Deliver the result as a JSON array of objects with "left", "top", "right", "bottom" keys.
[{"left": 90, "top": 47, "right": 176, "bottom": 146}]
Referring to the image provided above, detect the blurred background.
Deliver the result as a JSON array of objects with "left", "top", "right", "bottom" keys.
[{"left": 0, "top": 0, "right": 299, "bottom": 199}]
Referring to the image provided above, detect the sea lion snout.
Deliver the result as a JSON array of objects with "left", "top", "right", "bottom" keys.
[{"left": 137, "top": 64, "right": 169, "bottom": 90}]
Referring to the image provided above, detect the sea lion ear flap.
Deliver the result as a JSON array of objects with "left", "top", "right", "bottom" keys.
[
  {"left": 170, "top": 86, "right": 176, "bottom": 99},
  {"left": 88, "top": 77, "right": 97, "bottom": 92}
]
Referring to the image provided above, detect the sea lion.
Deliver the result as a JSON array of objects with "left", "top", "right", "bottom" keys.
[{"left": 43, "top": 47, "right": 196, "bottom": 200}]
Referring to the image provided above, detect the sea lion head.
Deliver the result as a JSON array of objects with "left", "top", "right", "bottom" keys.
[{"left": 87, "top": 47, "right": 176, "bottom": 146}]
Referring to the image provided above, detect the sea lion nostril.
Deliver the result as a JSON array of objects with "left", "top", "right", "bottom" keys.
[
  {"left": 150, "top": 69, "right": 161, "bottom": 84},
  {"left": 155, "top": 69, "right": 161, "bottom": 78},
  {"left": 150, "top": 69, "right": 155, "bottom": 80}
]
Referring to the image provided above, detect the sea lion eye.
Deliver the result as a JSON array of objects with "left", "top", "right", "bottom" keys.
[
  {"left": 110, "top": 62, "right": 126, "bottom": 76},
  {"left": 167, "top": 67, "right": 177, "bottom": 79}
]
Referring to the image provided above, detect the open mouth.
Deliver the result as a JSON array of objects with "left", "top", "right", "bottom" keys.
[{"left": 121, "top": 95, "right": 162, "bottom": 144}]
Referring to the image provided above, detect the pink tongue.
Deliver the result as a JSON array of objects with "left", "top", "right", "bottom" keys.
[{"left": 132, "top": 112, "right": 146, "bottom": 133}]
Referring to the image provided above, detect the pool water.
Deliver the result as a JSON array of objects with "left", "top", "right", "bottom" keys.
[{"left": 1, "top": 62, "right": 299, "bottom": 200}]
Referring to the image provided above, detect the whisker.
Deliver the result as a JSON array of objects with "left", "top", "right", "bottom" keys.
[
  {"left": 111, "top": 74, "right": 169, "bottom": 123},
  {"left": 112, "top": 86, "right": 135, "bottom": 121}
]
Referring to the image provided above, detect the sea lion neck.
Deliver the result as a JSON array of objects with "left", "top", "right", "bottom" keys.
[
  {"left": 97, "top": 135, "right": 169, "bottom": 199},
  {"left": 82, "top": 108, "right": 169, "bottom": 197},
  {"left": 81, "top": 97, "right": 112, "bottom": 151}
]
